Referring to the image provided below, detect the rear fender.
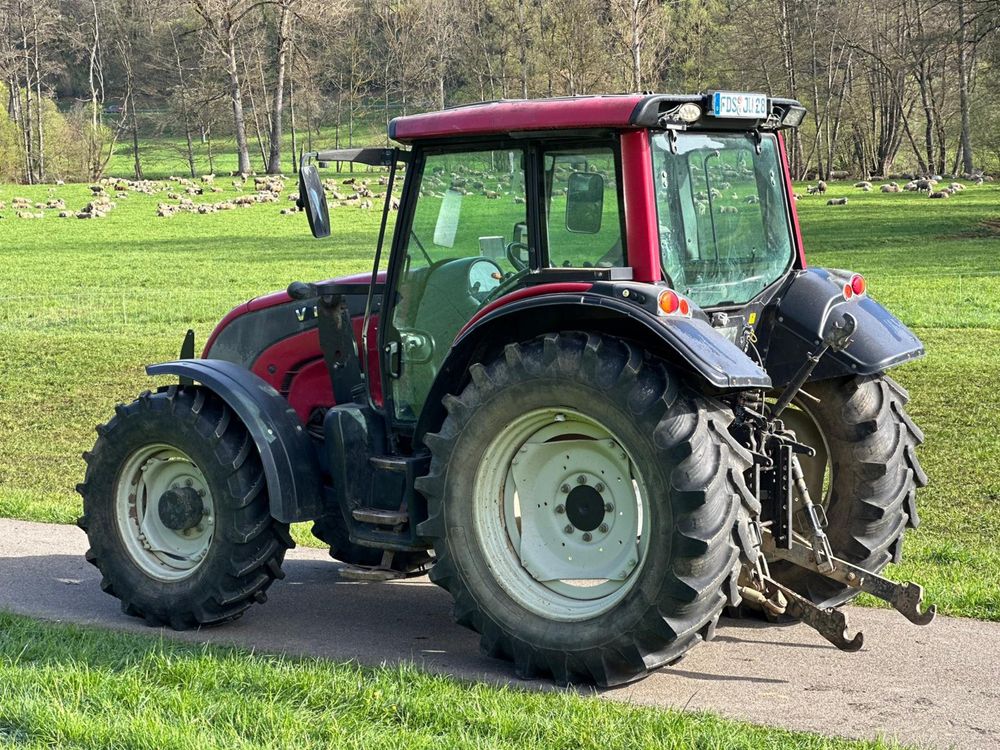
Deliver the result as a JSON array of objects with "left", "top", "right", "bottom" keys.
[
  {"left": 414, "top": 286, "right": 771, "bottom": 443},
  {"left": 759, "top": 268, "right": 925, "bottom": 387},
  {"left": 146, "top": 359, "right": 325, "bottom": 523}
]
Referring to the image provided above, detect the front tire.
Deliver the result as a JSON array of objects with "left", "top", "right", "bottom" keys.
[
  {"left": 417, "top": 333, "right": 758, "bottom": 686},
  {"left": 77, "top": 386, "right": 293, "bottom": 629}
]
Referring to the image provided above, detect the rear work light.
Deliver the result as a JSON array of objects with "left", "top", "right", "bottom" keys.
[
  {"left": 657, "top": 290, "right": 692, "bottom": 318},
  {"left": 843, "top": 273, "right": 867, "bottom": 300}
]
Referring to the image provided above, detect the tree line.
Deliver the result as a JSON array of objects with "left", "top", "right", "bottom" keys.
[{"left": 1, "top": 0, "right": 998, "bottom": 184}]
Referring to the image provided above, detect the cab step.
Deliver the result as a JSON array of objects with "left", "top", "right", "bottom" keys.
[
  {"left": 352, "top": 507, "right": 408, "bottom": 526},
  {"left": 338, "top": 565, "right": 407, "bottom": 582}
]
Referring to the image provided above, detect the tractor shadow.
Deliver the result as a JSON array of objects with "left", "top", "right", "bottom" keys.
[{"left": 1, "top": 552, "right": 806, "bottom": 690}]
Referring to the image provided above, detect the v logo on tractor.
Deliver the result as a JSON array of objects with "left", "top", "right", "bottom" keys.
[{"left": 77, "top": 93, "right": 931, "bottom": 687}]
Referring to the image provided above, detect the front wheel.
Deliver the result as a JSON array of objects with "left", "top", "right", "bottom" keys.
[
  {"left": 417, "top": 333, "right": 758, "bottom": 686},
  {"left": 77, "top": 386, "right": 293, "bottom": 629}
]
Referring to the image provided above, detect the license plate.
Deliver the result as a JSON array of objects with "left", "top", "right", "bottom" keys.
[{"left": 712, "top": 92, "right": 768, "bottom": 119}]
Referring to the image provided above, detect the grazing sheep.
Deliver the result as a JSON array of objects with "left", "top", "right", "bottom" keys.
[
  {"left": 904, "top": 181, "right": 919, "bottom": 191},
  {"left": 928, "top": 190, "right": 950, "bottom": 199},
  {"left": 949, "top": 182, "right": 964, "bottom": 191},
  {"left": 915, "top": 178, "right": 936, "bottom": 191},
  {"left": 881, "top": 183, "right": 901, "bottom": 193},
  {"left": 854, "top": 181, "right": 872, "bottom": 189},
  {"left": 827, "top": 197, "right": 848, "bottom": 206}
]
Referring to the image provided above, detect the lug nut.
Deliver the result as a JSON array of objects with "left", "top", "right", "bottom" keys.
[
  {"left": 604, "top": 502, "right": 614, "bottom": 513},
  {"left": 595, "top": 482, "right": 605, "bottom": 493},
  {"left": 582, "top": 532, "right": 592, "bottom": 542},
  {"left": 564, "top": 525, "right": 574, "bottom": 534},
  {"left": 599, "top": 523, "right": 609, "bottom": 533},
  {"left": 577, "top": 474, "right": 587, "bottom": 484},
  {"left": 560, "top": 484, "right": 571, "bottom": 494},
  {"left": 555, "top": 504, "right": 566, "bottom": 514}
]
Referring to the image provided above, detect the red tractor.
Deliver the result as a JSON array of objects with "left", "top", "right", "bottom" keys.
[{"left": 78, "top": 93, "right": 933, "bottom": 686}]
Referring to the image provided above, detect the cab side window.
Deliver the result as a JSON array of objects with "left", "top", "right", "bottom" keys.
[
  {"left": 544, "top": 148, "right": 624, "bottom": 268},
  {"left": 390, "top": 148, "right": 528, "bottom": 421}
]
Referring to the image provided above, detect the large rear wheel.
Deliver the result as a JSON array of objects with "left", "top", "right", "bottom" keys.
[
  {"left": 417, "top": 333, "right": 758, "bottom": 686},
  {"left": 77, "top": 386, "right": 293, "bottom": 629}
]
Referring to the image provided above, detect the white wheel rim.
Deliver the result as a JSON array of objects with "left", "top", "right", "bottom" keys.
[
  {"left": 114, "top": 443, "right": 215, "bottom": 581},
  {"left": 472, "top": 408, "right": 651, "bottom": 622}
]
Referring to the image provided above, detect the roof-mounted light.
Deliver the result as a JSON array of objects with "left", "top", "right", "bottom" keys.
[
  {"left": 781, "top": 105, "right": 807, "bottom": 128},
  {"left": 676, "top": 102, "right": 702, "bottom": 123}
]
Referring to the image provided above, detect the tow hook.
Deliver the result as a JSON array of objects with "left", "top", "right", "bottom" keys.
[{"left": 762, "top": 530, "right": 936, "bottom": 627}]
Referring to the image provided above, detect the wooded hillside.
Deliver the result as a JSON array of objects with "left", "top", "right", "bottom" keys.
[{"left": 2, "top": 0, "right": 998, "bottom": 183}]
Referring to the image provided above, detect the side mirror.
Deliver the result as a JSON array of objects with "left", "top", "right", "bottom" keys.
[
  {"left": 565, "top": 171, "right": 604, "bottom": 234},
  {"left": 297, "top": 164, "right": 331, "bottom": 238}
]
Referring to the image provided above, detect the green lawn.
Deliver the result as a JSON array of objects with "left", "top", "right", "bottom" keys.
[
  {"left": 0, "top": 612, "right": 907, "bottom": 750},
  {"left": 0, "top": 177, "right": 998, "bottom": 623}
]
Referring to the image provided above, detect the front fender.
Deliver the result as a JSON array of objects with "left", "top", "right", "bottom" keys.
[
  {"left": 146, "top": 359, "right": 324, "bottom": 523},
  {"left": 760, "top": 268, "right": 925, "bottom": 387}
]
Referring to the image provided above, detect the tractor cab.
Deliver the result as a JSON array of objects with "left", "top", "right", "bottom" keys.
[{"left": 79, "top": 93, "right": 933, "bottom": 687}]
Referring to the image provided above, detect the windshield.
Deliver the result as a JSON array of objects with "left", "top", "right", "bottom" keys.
[{"left": 650, "top": 131, "right": 795, "bottom": 307}]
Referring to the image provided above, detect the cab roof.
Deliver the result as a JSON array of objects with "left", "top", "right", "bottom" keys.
[{"left": 388, "top": 93, "right": 804, "bottom": 143}]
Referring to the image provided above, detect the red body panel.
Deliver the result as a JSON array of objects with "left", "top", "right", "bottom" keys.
[
  {"left": 778, "top": 132, "right": 807, "bottom": 269},
  {"left": 390, "top": 96, "right": 645, "bottom": 142},
  {"left": 620, "top": 131, "right": 662, "bottom": 283}
]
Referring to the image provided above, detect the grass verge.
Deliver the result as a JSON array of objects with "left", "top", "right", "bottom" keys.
[{"left": 0, "top": 612, "right": 908, "bottom": 750}]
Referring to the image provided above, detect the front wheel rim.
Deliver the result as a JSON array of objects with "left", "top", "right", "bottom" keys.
[
  {"left": 472, "top": 408, "right": 651, "bottom": 622},
  {"left": 114, "top": 444, "right": 216, "bottom": 582}
]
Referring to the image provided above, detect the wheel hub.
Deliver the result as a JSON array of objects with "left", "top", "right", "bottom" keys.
[
  {"left": 157, "top": 486, "right": 205, "bottom": 531},
  {"left": 115, "top": 444, "right": 216, "bottom": 582},
  {"left": 565, "top": 484, "right": 605, "bottom": 532},
  {"left": 474, "top": 409, "right": 650, "bottom": 622}
]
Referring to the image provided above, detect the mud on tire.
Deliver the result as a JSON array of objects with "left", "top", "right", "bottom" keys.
[
  {"left": 77, "top": 386, "right": 293, "bottom": 629},
  {"left": 416, "top": 332, "right": 760, "bottom": 687}
]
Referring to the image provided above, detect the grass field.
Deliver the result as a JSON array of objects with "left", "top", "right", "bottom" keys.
[
  {"left": 0, "top": 175, "right": 998, "bottom": 625},
  {"left": 0, "top": 612, "right": 909, "bottom": 750},
  {"left": 0, "top": 170, "right": 995, "bottom": 750}
]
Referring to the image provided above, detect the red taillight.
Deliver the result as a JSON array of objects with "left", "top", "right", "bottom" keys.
[
  {"left": 843, "top": 283, "right": 854, "bottom": 300},
  {"left": 658, "top": 290, "right": 680, "bottom": 315},
  {"left": 657, "top": 289, "right": 692, "bottom": 318},
  {"left": 850, "top": 274, "right": 866, "bottom": 296}
]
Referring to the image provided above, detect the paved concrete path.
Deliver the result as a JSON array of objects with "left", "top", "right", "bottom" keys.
[{"left": 0, "top": 518, "right": 996, "bottom": 749}]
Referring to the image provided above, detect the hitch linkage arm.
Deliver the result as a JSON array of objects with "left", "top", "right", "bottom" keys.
[{"left": 762, "top": 531, "right": 936, "bottom": 627}]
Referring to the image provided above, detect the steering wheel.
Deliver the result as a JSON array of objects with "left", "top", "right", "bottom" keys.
[{"left": 505, "top": 241, "right": 531, "bottom": 272}]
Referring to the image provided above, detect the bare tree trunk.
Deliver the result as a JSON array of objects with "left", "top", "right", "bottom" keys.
[
  {"left": 289, "top": 69, "right": 297, "bottom": 174},
  {"left": 956, "top": 0, "right": 974, "bottom": 174},
  {"left": 241, "top": 52, "right": 268, "bottom": 167},
  {"left": 266, "top": 0, "right": 292, "bottom": 174},
  {"left": 30, "top": 5, "right": 44, "bottom": 182},
  {"left": 169, "top": 24, "right": 197, "bottom": 178},
  {"left": 224, "top": 25, "right": 251, "bottom": 173}
]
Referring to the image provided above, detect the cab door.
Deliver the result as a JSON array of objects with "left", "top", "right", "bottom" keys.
[{"left": 380, "top": 144, "right": 535, "bottom": 424}]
